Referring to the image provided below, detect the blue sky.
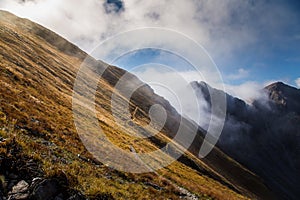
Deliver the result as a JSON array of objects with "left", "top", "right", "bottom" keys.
[
  {"left": 1, "top": 0, "right": 300, "bottom": 90},
  {"left": 110, "top": 0, "right": 300, "bottom": 87},
  {"left": 224, "top": 0, "right": 300, "bottom": 86}
]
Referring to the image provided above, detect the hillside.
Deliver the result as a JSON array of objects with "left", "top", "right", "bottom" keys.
[
  {"left": 0, "top": 11, "right": 274, "bottom": 200},
  {"left": 192, "top": 81, "right": 300, "bottom": 200}
]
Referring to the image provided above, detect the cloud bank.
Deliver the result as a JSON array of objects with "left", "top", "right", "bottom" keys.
[{"left": 0, "top": 0, "right": 296, "bottom": 62}]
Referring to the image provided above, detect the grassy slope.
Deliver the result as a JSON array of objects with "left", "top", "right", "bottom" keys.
[{"left": 0, "top": 10, "right": 272, "bottom": 199}]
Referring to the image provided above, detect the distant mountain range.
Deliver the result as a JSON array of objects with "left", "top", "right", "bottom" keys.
[{"left": 192, "top": 81, "right": 300, "bottom": 199}]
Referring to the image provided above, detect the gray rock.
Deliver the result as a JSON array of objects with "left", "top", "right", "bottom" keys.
[
  {"left": 8, "top": 180, "right": 29, "bottom": 200},
  {"left": 31, "top": 179, "right": 60, "bottom": 200},
  {"left": 0, "top": 137, "right": 6, "bottom": 143},
  {"left": 31, "top": 177, "right": 43, "bottom": 188},
  {"left": 143, "top": 182, "right": 162, "bottom": 191}
]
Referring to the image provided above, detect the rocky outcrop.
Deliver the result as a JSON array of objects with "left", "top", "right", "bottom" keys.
[
  {"left": 4, "top": 177, "right": 88, "bottom": 200},
  {"left": 265, "top": 81, "right": 300, "bottom": 114},
  {"left": 8, "top": 180, "right": 29, "bottom": 200},
  {"left": 0, "top": 139, "right": 95, "bottom": 200}
]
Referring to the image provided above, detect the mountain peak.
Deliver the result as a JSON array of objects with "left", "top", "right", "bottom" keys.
[
  {"left": 265, "top": 81, "right": 292, "bottom": 90},
  {"left": 264, "top": 81, "right": 300, "bottom": 113}
]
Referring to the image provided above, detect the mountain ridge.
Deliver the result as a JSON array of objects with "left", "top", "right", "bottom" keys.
[
  {"left": 192, "top": 80, "right": 300, "bottom": 200},
  {"left": 0, "top": 10, "right": 275, "bottom": 199}
]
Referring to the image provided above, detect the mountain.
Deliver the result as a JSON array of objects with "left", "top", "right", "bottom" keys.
[
  {"left": 265, "top": 82, "right": 300, "bottom": 114},
  {"left": 0, "top": 10, "right": 277, "bottom": 199},
  {"left": 192, "top": 81, "right": 300, "bottom": 200}
]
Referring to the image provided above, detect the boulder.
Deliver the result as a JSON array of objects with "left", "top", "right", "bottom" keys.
[
  {"left": 31, "top": 179, "right": 60, "bottom": 200},
  {"left": 8, "top": 180, "right": 29, "bottom": 200}
]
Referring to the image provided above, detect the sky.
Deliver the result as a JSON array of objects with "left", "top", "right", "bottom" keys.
[{"left": 0, "top": 0, "right": 300, "bottom": 101}]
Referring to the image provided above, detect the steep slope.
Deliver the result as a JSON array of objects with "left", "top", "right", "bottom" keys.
[
  {"left": 192, "top": 81, "right": 300, "bottom": 200},
  {"left": 0, "top": 10, "right": 274, "bottom": 199}
]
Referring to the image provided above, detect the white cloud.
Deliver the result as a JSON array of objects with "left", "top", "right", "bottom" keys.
[
  {"left": 133, "top": 66, "right": 264, "bottom": 104},
  {"left": 227, "top": 68, "right": 249, "bottom": 80},
  {"left": 132, "top": 65, "right": 217, "bottom": 127},
  {"left": 132, "top": 66, "right": 268, "bottom": 125},
  {"left": 296, "top": 78, "right": 300, "bottom": 88},
  {"left": 0, "top": 0, "right": 295, "bottom": 63},
  {"left": 224, "top": 82, "right": 265, "bottom": 103}
]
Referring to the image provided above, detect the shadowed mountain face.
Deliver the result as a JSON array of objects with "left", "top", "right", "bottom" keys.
[
  {"left": 192, "top": 81, "right": 300, "bottom": 200},
  {"left": 0, "top": 10, "right": 277, "bottom": 199}
]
